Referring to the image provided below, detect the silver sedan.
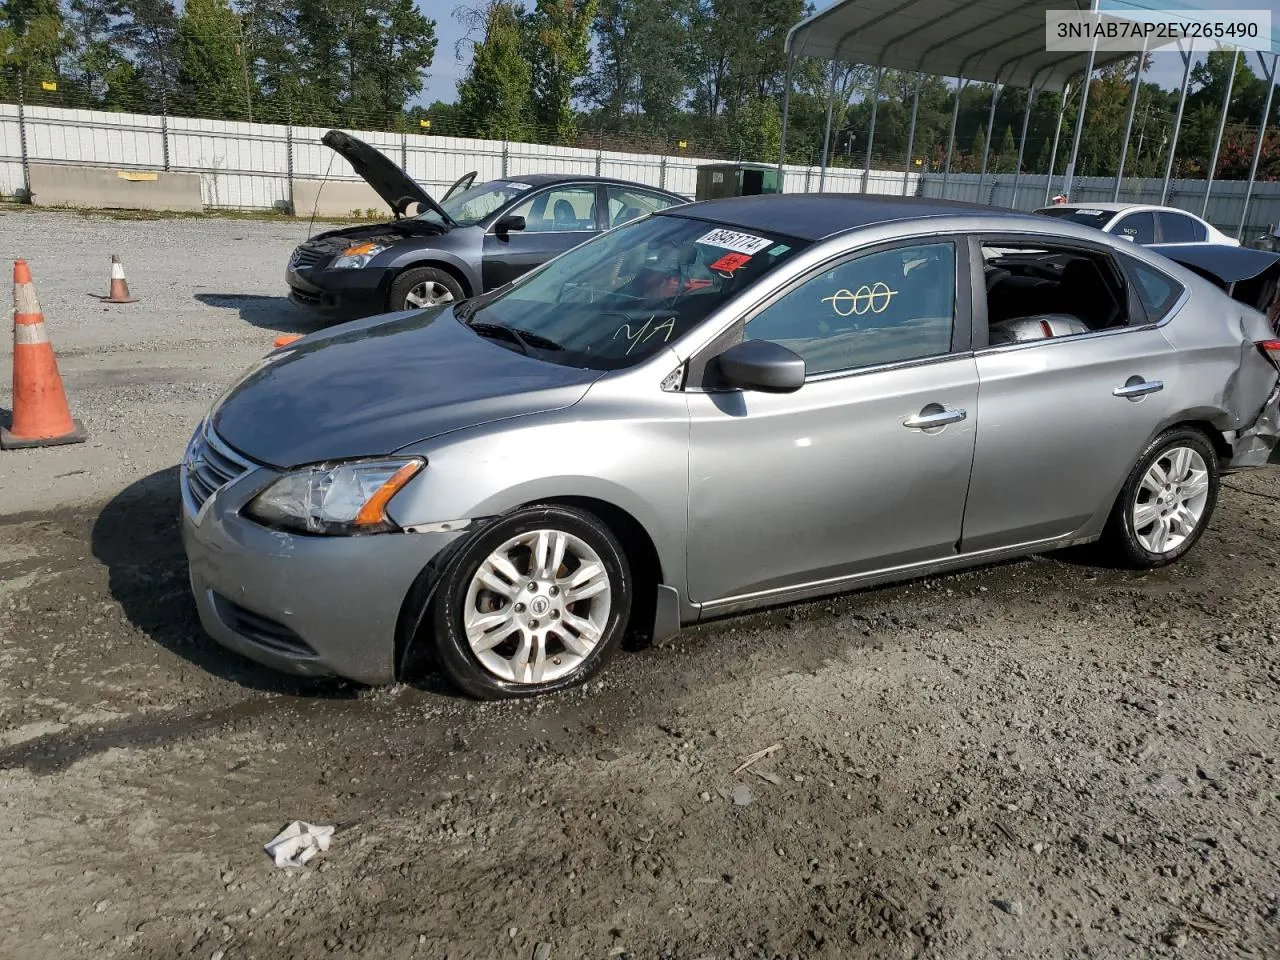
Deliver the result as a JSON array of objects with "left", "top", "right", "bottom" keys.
[{"left": 181, "top": 195, "right": 1280, "bottom": 698}]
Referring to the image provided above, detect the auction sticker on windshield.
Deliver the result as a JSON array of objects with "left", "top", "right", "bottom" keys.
[
  {"left": 696, "top": 229, "right": 774, "bottom": 255},
  {"left": 505, "top": 182, "right": 533, "bottom": 191}
]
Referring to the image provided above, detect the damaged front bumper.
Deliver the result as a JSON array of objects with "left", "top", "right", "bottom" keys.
[
  {"left": 1227, "top": 382, "right": 1280, "bottom": 468},
  {"left": 180, "top": 453, "right": 464, "bottom": 684}
]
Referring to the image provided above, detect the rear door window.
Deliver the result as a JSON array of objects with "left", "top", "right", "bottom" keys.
[
  {"left": 1113, "top": 212, "right": 1156, "bottom": 244},
  {"left": 606, "top": 186, "right": 682, "bottom": 227}
]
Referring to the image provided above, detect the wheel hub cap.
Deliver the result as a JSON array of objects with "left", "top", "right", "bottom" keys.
[
  {"left": 462, "top": 529, "right": 612, "bottom": 685},
  {"left": 1132, "top": 445, "right": 1210, "bottom": 555}
]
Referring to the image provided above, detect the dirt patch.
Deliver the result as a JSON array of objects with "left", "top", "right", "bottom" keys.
[{"left": 1, "top": 469, "right": 1279, "bottom": 959}]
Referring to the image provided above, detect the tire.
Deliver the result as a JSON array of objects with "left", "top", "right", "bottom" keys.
[
  {"left": 432, "top": 505, "right": 633, "bottom": 699},
  {"left": 1099, "top": 426, "right": 1219, "bottom": 569},
  {"left": 388, "top": 266, "right": 465, "bottom": 312}
]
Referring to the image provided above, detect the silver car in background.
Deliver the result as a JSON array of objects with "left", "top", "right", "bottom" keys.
[{"left": 182, "top": 196, "right": 1280, "bottom": 699}]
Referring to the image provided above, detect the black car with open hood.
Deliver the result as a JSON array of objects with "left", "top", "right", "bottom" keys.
[{"left": 285, "top": 130, "right": 688, "bottom": 322}]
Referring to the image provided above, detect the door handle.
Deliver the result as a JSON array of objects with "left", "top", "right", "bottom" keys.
[
  {"left": 903, "top": 407, "right": 967, "bottom": 430},
  {"left": 1113, "top": 379, "right": 1164, "bottom": 399}
]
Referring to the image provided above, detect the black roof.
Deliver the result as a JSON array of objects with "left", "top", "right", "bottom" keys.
[{"left": 664, "top": 193, "right": 1041, "bottom": 241}]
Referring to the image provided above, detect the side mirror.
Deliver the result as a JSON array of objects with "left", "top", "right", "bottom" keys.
[
  {"left": 713, "top": 339, "right": 806, "bottom": 393},
  {"left": 494, "top": 214, "right": 526, "bottom": 239}
]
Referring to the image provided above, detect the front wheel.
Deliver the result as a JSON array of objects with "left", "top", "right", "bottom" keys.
[
  {"left": 1100, "top": 427, "right": 1219, "bottom": 569},
  {"left": 431, "top": 506, "right": 632, "bottom": 699},
  {"left": 389, "top": 266, "right": 464, "bottom": 312}
]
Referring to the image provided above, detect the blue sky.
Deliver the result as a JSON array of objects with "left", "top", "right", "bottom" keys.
[{"left": 421, "top": 0, "right": 1280, "bottom": 105}]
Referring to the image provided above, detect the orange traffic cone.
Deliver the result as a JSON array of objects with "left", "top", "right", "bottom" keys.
[
  {"left": 2, "top": 260, "right": 86, "bottom": 449},
  {"left": 99, "top": 254, "right": 138, "bottom": 304},
  {"left": 273, "top": 333, "right": 303, "bottom": 349}
]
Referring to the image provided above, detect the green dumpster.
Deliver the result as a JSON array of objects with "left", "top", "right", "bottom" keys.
[{"left": 695, "top": 163, "right": 784, "bottom": 201}]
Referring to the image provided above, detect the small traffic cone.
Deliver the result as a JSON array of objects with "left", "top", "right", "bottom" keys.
[
  {"left": 99, "top": 254, "right": 138, "bottom": 304},
  {"left": 2, "top": 260, "right": 87, "bottom": 449},
  {"left": 273, "top": 333, "right": 303, "bottom": 349}
]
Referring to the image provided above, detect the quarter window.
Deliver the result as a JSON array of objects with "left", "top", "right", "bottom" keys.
[
  {"left": 743, "top": 243, "right": 956, "bottom": 376},
  {"left": 1122, "top": 256, "right": 1184, "bottom": 321},
  {"left": 1156, "top": 211, "right": 1203, "bottom": 243},
  {"left": 505, "top": 186, "right": 598, "bottom": 233}
]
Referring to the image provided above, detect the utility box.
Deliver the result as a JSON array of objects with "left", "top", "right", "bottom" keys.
[{"left": 695, "top": 163, "right": 784, "bottom": 201}]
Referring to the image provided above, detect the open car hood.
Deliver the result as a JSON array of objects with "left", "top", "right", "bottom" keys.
[{"left": 321, "top": 129, "right": 445, "bottom": 221}]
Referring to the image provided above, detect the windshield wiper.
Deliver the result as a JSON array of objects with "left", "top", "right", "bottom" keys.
[{"left": 469, "top": 321, "right": 564, "bottom": 355}]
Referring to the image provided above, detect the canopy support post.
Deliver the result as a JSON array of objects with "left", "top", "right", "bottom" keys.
[
  {"left": 1062, "top": 17, "right": 1099, "bottom": 200},
  {"left": 978, "top": 81, "right": 1001, "bottom": 202},
  {"left": 862, "top": 66, "right": 883, "bottom": 192},
  {"left": 1113, "top": 37, "right": 1148, "bottom": 202},
  {"left": 819, "top": 60, "right": 837, "bottom": 191},
  {"left": 1161, "top": 43, "right": 1194, "bottom": 205},
  {"left": 941, "top": 75, "right": 964, "bottom": 198},
  {"left": 902, "top": 72, "right": 922, "bottom": 194},
  {"left": 1011, "top": 81, "right": 1037, "bottom": 210},
  {"left": 1202, "top": 47, "right": 1240, "bottom": 218},
  {"left": 777, "top": 46, "right": 795, "bottom": 182},
  {"left": 1239, "top": 51, "right": 1279, "bottom": 239},
  {"left": 1044, "top": 80, "right": 1070, "bottom": 205}
]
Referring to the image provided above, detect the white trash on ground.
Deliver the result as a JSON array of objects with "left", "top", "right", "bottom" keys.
[{"left": 264, "top": 820, "right": 335, "bottom": 868}]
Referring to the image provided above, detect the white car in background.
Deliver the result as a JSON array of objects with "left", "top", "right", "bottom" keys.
[{"left": 1034, "top": 202, "right": 1239, "bottom": 248}]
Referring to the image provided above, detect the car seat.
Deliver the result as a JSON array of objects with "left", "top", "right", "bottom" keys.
[
  {"left": 1058, "top": 258, "right": 1121, "bottom": 328},
  {"left": 553, "top": 199, "right": 578, "bottom": 230}
]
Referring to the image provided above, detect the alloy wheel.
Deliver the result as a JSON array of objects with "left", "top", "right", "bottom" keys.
[
  {"left": 1131, "top": 445, "right": 1211, "bottom": 555},
  {"left": 405, "top": 280, "right": 454, "bottom": 309},
  {"left": 462, "top": 528, "right": 613, "bottom": 684}
]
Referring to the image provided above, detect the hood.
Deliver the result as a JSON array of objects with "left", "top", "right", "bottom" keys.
[
  {"left": 211, "top": 308, "right": 603, "bottom": 468},
  {"left": 1156, "top": 244, "right": 1280, "bottom": 286},
  {"left": 321, "top": 129, "right": 443, "bottom": 221}
]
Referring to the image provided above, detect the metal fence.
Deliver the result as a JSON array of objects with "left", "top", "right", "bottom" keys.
[
  {"left": 0, "top": 102, "right": 922, "bottom": 210},
  {"left": 4, "top": 101, "right": 1280, "bottom": 245}
]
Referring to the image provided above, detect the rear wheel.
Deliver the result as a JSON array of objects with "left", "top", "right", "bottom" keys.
[
  {"left": 431, "top": 505, "right": 632, "bottom": 699},
  {"left": 1100, "top": 427, "right": 1218, "bottom": 569},
  {"left": 389, "top": 266, "right": 464, "bottom": 312}
]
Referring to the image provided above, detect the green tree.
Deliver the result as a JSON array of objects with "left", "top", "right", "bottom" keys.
[
  {"left": 111, "top": 0, "right": 179, "bottom": 109},
  {"left": 524, "top": 0, "right": 594, "bottom": 142},
  {"left": 997, "top": 124, "right": 1015, "bottom": 172},
  {"left": 0, "top": 0, "right": 70, "bottom": 91},
  {"left": 456, "top": 1, "right": 532, "bottom": 139},
  {"left": 727, "top": 94, "right": 780, "bottom": 162},
  {"left": 175, "top": 0, "right": 248, "bottom": 119}
]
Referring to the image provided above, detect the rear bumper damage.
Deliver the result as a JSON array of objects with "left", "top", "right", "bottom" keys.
[{"left": 1227, "top": 382, "right": 1280, "bottom": 468}]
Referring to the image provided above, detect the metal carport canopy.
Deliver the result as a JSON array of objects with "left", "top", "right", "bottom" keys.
[{"left": 786, "top": 0, "right": 1144, "bottom": 88}]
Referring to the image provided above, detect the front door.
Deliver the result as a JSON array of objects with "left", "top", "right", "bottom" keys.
[
  {"left": 482, "top": 184, "right": 601, "bottom": 291},
  {"left": 686, "top": 239, "right": 980, "bottom": 605}
]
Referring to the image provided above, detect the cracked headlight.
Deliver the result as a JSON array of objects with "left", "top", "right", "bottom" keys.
[
  {"left": 245, "top": 458, "right": 424, "bottom": 535},
  {"left": 331, "top": 242, "right": 388, "bottom": 269}
]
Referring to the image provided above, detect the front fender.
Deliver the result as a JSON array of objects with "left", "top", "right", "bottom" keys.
[{"left": 384, "top": 402, "right": 691, "bottom": 611}]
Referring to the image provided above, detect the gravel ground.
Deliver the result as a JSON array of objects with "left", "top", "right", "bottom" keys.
[{"left": 1, "top": 209, "right": 1279, "bottom": 960}]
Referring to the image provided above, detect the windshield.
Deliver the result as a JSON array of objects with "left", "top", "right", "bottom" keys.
[
  {"left": 418, "top": 180, "right": 533, "bottom": 227},
  {"left": 1035, "top": 207, "right": 1113, "bottom": 230},
  {"left": 458, "top": 214, "right": 809, "bottom": 369}
]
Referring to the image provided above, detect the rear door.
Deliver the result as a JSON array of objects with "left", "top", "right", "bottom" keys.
[
  {"left": 962, "top": 235, "right": 1181, "bottom": 552},
  {"left": 481, "top": 183, "right": 602, "bottom": 290}
]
